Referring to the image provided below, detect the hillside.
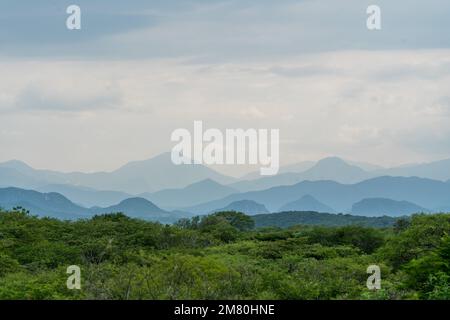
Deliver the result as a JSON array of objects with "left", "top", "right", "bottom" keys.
[
  {"left": 184, "top": 176, "right": 450, "bottom": 214},
  {"left": 252, "top": 211, "right": 399, "bottom": 228},
  {"left": 212, "top": 200, "right": 269, "bottom": 215},
  {"left": 91, "top": 197, "right": 171, "bottom": 221},
  {"left": 351, "top": 198, "right": 429, "bottom": 217},
  {"left": 0, "top": 153, "right": 235, "bottom": 194},
  {"left": 279, "top": 195, "right": 335, "bottom": 213},
  {"left": 0, "top": 187, "right": 88, "bottom": 219},
  {"left": 142, "top": 179, "right": 237, "bottom": 209}
]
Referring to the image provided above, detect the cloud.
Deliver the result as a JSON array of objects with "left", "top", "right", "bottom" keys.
[
  {"left": 14, "top": 82, "right": 122, "bottom": 113},
  {"left": 1, "top": 0, "right": 450, "bottom": 61},
  {"left": 1, "top": 49, "right": 450, "bottom": 172}
]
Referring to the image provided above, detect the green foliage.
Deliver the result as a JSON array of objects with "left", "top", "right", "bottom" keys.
[
  {"left": 302, "top": 225, "right": 385, "bottom": 254},
  {"left": 1, "top": 209, "right": 449, "bottom": 300}
]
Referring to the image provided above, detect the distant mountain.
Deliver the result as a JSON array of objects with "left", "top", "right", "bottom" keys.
[
  {"left": 183, "top": 176, "right": 450, "bottom": 215},
  {"left": 231, "top": 157, "right": 450, "bottom": 193},
  {"left": 142, "top": 179, "right": 237, "bottom": 209},
  {"left": 345, "top": 160, "right": 384, "bottom": 172},
  {"left": 252, "top": 211, "right": 399, "bottom": 229},
  {"left": 0, "top": 187, "right": 176, "bottom": 221},
  {"left": 0, "top": 166, "right": 47, "bottom": 189},
  {"left": 230, "top": 157, "right": 372, "bottom": 192},
  {"left": 239, "top": 161, "right": 315, "bottom": 181},
  {"left": 376, "top": 158, "right": 450, "bottom": 181},
  {"left": 91, "top": 197, "right": 170, "bottom": 220},
  {"left": 299, "top": 157, "right": 370, "bottom": 183},
  {"left": 0, "top": 187, "right": 88, "bottom": 219},
  {"left": 212, "top": 200, "right": 269, "bottom": 215},
  {"left": 279, "top": 195, "right": 335, "bottom": 213},
  {"left": 352, "top": 198, "right": 429, "bottom": 217},
  {"left": 0, "top": 153, "right": 236, "bottom": 194},
  {"left": 36, "top": 184, "right": 131, "bottom": 208},
  {"left": 229, "top": 172, "right": 308, "bottom": 192}
]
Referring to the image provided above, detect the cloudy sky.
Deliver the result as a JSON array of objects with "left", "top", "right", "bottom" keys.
[{"left": 1, "top": 0, "right": 449, "bottom": 176}]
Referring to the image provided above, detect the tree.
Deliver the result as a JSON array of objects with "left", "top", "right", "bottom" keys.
[{"left": 213, "top": 211, "right": 255, "bottom": 232}]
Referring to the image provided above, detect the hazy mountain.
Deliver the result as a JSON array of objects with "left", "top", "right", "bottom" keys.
[
  {"left": 0, "top": 187, "right": 176, "bottom": 221},
  {"left": 344, "top": 160, "right": 384, "bottom": 172},
  {"left": 212, "top": 200, "right": 269, "bottom": 215},
  {"left": 141, "top": 179, "right": 237, "bottom": 209},
  {"left": 36, "top": 184, "right": 131, "bottom": 208},
  {"left": 376, "top": 158, "right": 450, "bottom": 181},
  {"left": 0, "top": 166, "right": 48, "bottom": 189},
  {"left": 0, "top": 153, "right": 235, "bottom": 194},
  {"left": 279, "top": 195, "right": 335, "bottom": 213},
  {"left": 229, "top": 172, "right": 309, "bottom": 192},
  {"left": 252, "top": 211, "right": 398, "bottom": 229},
  {"left": 298, "top": 157, "right": 370, "bottom": 183},
  {"left": 352, "top": 198, "right": 429, "bottom": 217},
  {"left": 230, "top": 157, "right": 372, "bottom": 192},
  {"left": 184, "top": 176, "right": 450, "bottom": 215},
  {"left": 91, "top": 197, "right": 170, "bottom": 220},
  {"left": 239, "top": 161, "right": 315, "bottom": 181},
  {"left": 0, "top": 187, "right": 88, "bottom": 219}
]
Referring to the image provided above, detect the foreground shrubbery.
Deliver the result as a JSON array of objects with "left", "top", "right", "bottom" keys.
[{"left": 0, "top": 209, "right": 449, "bottom": 300}]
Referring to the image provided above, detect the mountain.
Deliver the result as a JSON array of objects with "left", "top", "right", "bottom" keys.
[
  {"left": 141, "top": 179, "right": 237, "bottom": 209},
  {"left": 36, "top": 184, "right": 131, "bottom": 208},
  {"left": 230, "top": 157, "right": 372, "bottom": 192},
  {"left": 90, "top": 197, "right": 170, "bottom": 220},
  {"left": 252, "top": 211, "right": 399, "bottom": 229},
  {"left": 0, "top": 187, "right": 176, "bottom": 221},
  {"left": 345, "top": 160, "right": 384, "bottom": 172},
  {"left": 0, "top": 166, "right": 47, "bottom": 189},
  {"left": 231, "top": 157, "right": 450, "bottom": 193},
  {"left": 229, "top": 172, "right": 308, "bottom": 192},
  {"left": 351, "top": 198, "right": 429, "bottom": 217},
  {"left": 239, "top": 161, "right": 315, "bottom": 181},
  {"left": 297, "top": 157, "right": 370, "bottom": 183},
  {"left": 183, "top": 176, "right": 450, "bottom": 215},
  {"left": 376, "top": 158, "right": 450, "bottom": 181},
  {"left": 0, "top": 153, "right": 236, "bottom": 194},
  {"left": 212, "top": 200, "right": 269, "bottom": 215},
  {"left": 279, "top": 195, "right": 335, "bottom": 213},
  {"left": 0, "top": 187, "right": 88, "bottom": 219}
]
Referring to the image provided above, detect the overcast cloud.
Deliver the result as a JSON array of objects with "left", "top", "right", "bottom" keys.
[{"left": 0, "top": 0, "right": 449, "bottom": 176}]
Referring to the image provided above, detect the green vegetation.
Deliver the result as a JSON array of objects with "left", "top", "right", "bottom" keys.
[
  {"left": 253, "top": 211, "right": 399, "bottom": 228},
  {"left": 0, "top": 208, "right": 449, "bottom": 300}
]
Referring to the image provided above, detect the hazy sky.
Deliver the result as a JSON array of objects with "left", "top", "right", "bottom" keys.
[{"left": 1, "top": 0, "right": 450, "bottom": 176}]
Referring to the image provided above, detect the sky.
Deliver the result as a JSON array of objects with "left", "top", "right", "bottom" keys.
[{"left": 1, "top": 0, "right": 450, "bottom": 177}]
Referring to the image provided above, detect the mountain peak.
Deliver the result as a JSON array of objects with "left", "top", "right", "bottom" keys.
[
  {"left": 213, "top": 199, "right": 269, "bottom": 215},
  {"left": 316, "top": 157, "right": 353, "bottom": 167},
  {"left": 117, "top": 197, "right": 160, "bottom": 208},
  {"left": 279, "top": 194, "right": 335, "bottom": 213},
  {"left": 0, "top": 159, "right": 33, "bottom": 171}
]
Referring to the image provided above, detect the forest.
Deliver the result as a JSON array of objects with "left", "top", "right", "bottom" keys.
[{"left": 0, "top": 208, "right": 449, "bottom": 300}]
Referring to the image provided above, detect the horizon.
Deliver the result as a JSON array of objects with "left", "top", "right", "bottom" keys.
[{"left": 2, "top": 152, "right": 450, "bottom": 179}]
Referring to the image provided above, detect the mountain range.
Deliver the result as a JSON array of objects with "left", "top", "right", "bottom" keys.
[
  {"left": 229, "top": 157, "right": 450, "bottom": 192},
  {"left": 0, "top": 153, "right": 234, "bottom": 195},
  {"left": 351, "top": 198, "right": 429, "bottom": 217},
  {"left": 2, "top": 153, "right": 450, "bottom": 220},
  {"left": 0, "top": 187, "right": 175, "bottom": 222},
  {"left": 140, "top": 179, "right": 237, "bottom": 209},
  {"left": 279, "top": 195, "right": 336, "bottom": 213},
  {"left": 183, "top": 176, "right": 450, "bottom": 215},
  {"left": 212, "top": 200, "right": 269, "bottom": 215}
]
